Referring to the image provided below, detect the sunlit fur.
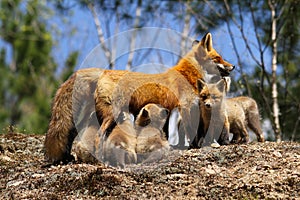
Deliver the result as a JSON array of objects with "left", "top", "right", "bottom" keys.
[
  {"left": 102, "top": 111, "right": 137, "bottom": 168},
  {"left": 95, "top": 33, "right": 234, "bottom": 149},
  {"left": 226, "top": 96, "right": 265, "bottom": 143}
]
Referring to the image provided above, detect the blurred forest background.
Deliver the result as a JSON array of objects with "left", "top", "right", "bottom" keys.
[{"left": 0, "top": 0, "right": 299, "bottom": 142}]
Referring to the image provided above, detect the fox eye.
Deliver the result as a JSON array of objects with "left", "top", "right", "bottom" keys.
[
  {"left": 200, "top": 94, "right": 207, "bottom": 100},
  {"left": 211, "top": 94, "right": 217, "bottom": 99},
  {"left": 214, "top": 56, "right": 221, "bottom": 62}
]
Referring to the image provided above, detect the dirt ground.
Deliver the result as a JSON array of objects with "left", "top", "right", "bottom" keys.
[{"left": 0, "top": 132, "right": 299, "bottom": 199}]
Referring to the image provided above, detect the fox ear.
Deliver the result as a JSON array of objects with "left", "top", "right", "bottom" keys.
[
  {"left": 223, "top": 77, "right": 231, "bottom": 92},
  {"left": 192, "top": 40, "right": 199, "bottom": 47},
  {"left": 216, "top": 79, "right": 225, "bottom": 92},
  {"left": 197, "top": 79, "right": 206, "bottom": 92},
  {"left": 141, "top": 108, "right": 149, "bottom": 118},
  {"left": 116, "top": 111, "right": 126, "bottom": 123},
  {"left": 200, "top": 33, "right": 213, "bottom": 52}
]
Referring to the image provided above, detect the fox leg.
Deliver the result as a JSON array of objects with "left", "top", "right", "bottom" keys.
[
  {"left": 240, "top": 125, "right": 250, "bottom": 144},
  {"left": 217, "top": 118, "right": 230, "bottom": 145},
  {"left": 44, "top": 74, "right": 77, "bottom": 164},
  {"left": 231, "top": 131, "right": 242, "bottom": 144},
  {"left": 248, "top": 111, "right": 265, "bottom": 142}
]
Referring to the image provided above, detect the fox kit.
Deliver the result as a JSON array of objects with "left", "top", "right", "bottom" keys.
[
  {"left": 73, "top": 125, "right": 98, "bottom": 163},
  {"left": 197, "top": 79, "right": 265, "bottom": 145},
  {"left": 74, "top": 104, "right": 170, "bottom": 166},
  {"left": 135, "top": 103, "right": 170, "bottom": 163},
  {"left": 226, "top": 96, "right": 265, "bottom": 143},
  {"left": 96, "top": 33, "right": 235, "bottom": 150},
  {"left": 197, "top": 79, "right": 230, "bottom": 146},
  {"left": 101, "top": 111, "right": 137, "bottom": 168}
]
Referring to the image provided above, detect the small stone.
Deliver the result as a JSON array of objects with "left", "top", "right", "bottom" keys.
[{"left": 211, "top": 143, "right": 221, "bottom": 148}]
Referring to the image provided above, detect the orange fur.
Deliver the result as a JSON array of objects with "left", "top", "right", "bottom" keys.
[
  {"left": 135, "top": 104, "right": 170, "bottom": 163},
  {"left": 73, "top": 125, "right": 98, "bottom": 163},
  {"left": 95, "top": 33, "right": 234, "bottom": 148},
  {"left": 102, "top": 111, "right": 137, "bottom": 167},
  {"left": 74, "top": 104, "right": 170, "bottom": 166}
]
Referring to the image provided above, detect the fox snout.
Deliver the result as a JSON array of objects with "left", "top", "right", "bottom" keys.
[
  {"left": 204, "top": 102, "right": 212, "bottom": 108},
  {"left": 217, "top": 64, "right": 235, "bottom": 77}
]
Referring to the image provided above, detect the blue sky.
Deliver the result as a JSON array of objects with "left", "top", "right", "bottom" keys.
[{"left": 0, "top": 2, "right": 272, "bottom": 79}]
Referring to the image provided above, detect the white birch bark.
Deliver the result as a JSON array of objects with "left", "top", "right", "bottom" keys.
[{"left": 268, "top": 0, "right": 282, "bottom": 142}]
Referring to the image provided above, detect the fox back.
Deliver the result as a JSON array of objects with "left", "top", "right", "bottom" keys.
[{"left": 226, "top": 96, "right": 265, "bottom": 143}]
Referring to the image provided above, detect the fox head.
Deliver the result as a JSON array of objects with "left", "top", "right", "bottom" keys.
[
  {"left": 197, "top": 79, "right": 228, "bottom": 110},
  {"left": 192, "top": 33, "right": 235, "bottom": 78},
  {"left": 135, "top": 103, "right": 169, "bottom": 130}
]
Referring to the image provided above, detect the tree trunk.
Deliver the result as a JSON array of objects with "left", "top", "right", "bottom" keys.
[
  {"left": 180, "top": 6, "right": 191, "bottom": 57},
  {"left": 126, "top": 0, "right": 142, "bottom": 71},
  {"left": 87, "top": 2, "right": 113, "bottom": 69},
  {"left": 269, "top": 0, "right": 282, "bottom": 142}
]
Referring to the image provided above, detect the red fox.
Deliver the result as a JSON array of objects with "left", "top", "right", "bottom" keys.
[
  {"left": 226, "top": 96, "right": 265, "bottom": 143},
  {"left": 44, "top": 33, "right": 235, "bottom": 164},
  {"left": 73, "top": 125, "right": 98, "bottom": 163},
  {"left": 197, "top": 79, "right": 265, "bottom": 146},
  {"left": 94, "top": 33, "right": 235, "bottom": 148}
]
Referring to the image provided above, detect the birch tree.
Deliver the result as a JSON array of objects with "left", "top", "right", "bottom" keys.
[{"left": 268, "top": 0, "right": 281, "bottom": 142}]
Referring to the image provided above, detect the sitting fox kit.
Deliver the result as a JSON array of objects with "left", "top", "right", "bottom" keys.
[
  {"left": 104, "top": 103, "right": 170, "bottom": 166},
  {"left": 197, "top": 78, "right": 265, "bottom": 145}
]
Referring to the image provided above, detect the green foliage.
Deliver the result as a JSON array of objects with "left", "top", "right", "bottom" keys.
[
  {"left": 60, "top": 51, "right": 79, "bottom": 82},
  {"left": 0, "top": 0, "right": 78, "bottom": 134}
]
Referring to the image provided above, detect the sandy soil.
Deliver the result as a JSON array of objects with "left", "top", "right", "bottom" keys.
[{"left": 0, "top": 132, "right": 299, "bottom": 199}]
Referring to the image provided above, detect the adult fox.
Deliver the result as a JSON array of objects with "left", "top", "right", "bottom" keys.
[{"left": 44, "top": 33, "right": 235, "bottom": 164}]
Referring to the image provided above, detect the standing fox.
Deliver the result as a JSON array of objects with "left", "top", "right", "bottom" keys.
[
  {"left": 44, "top": 33, "right": 235, "bottom": 164},
  {"left": 45, "top": 68, "right": 103, "bottom": 164},
  {"left": 197, "top": 79, "right": 230, "bottom": 146},
  {"left": 197, "top": 79, "right": 265, "bottom": 146},
  {"left": 226, "top": 96, "right": 265, "bottom": 143}
]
